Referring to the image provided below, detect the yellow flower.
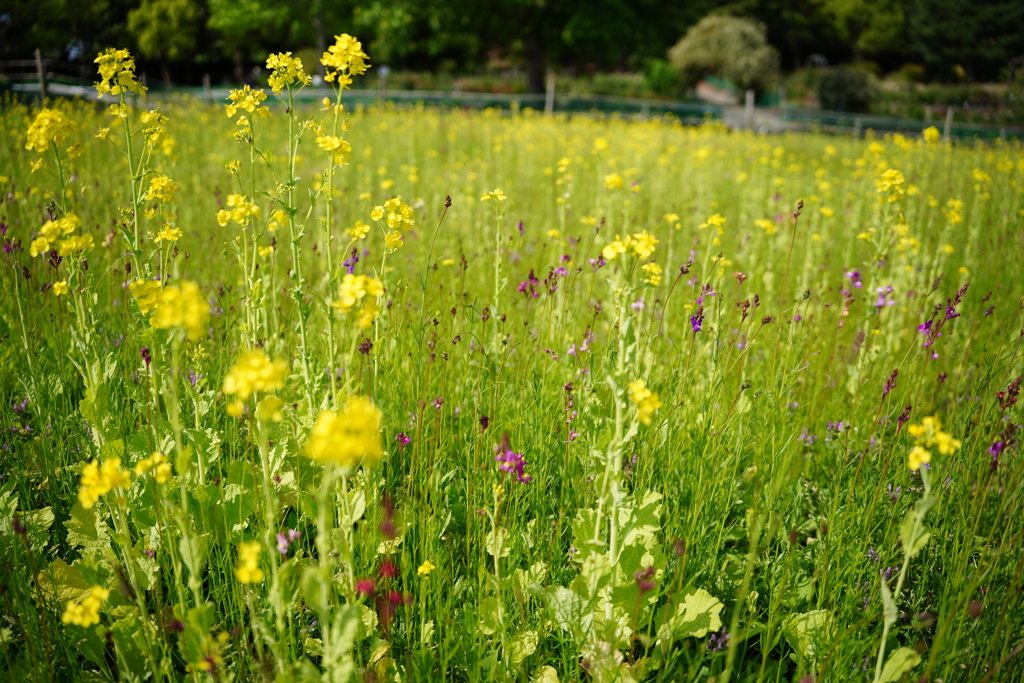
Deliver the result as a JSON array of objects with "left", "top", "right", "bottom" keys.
[
  {"left": 385, "top": 230, "right": 403, "bottom": 252},
  {"left": 235, "top": 541, "right": 264, "bottom": 584},
  {"left": 907, "top": 415, "right": 960, "bottom": 470},
  {"left": 217, "top": 194, "right": 261, "bottom": 227},
  {"left": 603, "top": 173, "right": 624, "bottom": 190},
  {"left": 348, "top": 220, "right": 370, "bottom": 239},
  {"left": 146, "top": 175, "right": 177, "bottom": 203},
  {"left": 321, "top": 33, "right": 370, "bottom": 83},
  {"left": 62, "top": 586, "right": 110, "bottom": 627},
  {"left": 266, "top": 51, "right": 312, "bottom": 95},
  {"left": 699, "top": 213, "right": 726, "bottom": 230},
  {"left": 258, "top": 245, "right": 275, "bottom": 257},
  {"left": 480, "top": 188, "right": 507, "bottom": 202},
  {"left": 95, "top": 127, "right": 110, "bottom": 139},
  {"left": 226, "top": 160, "right": 241, "bottom": 174},
  {"left": 923, "top": 126, "right": 940, "bottom": 144},
  {"left": 370, "top": 206, "right": 384, "bottom": 221},
  {"left": 631, "top": 230, "right": 659, "bottom": 259},
  {"left": 255, "top": 395, "right": 285, "bottom": 423},
  {"left": 149, "top": 281, "right": 210, "bottom": 341},
  {"left": 129, "top": 279, "right": 163, "bottom": 313},
  {"left": 77, "top": 458, "right": 131, "bottom": 509},
  {"left": 642, "top": 262, "right": 663, "bottom": 285},
  {"left": 222, "top": 349, "right": 288, "bottom": 403},
  {"left": 135, "top": 452, "right": 172, "bottom": 484},
  {"left": 25, "top": 108, "right": 75, "bottom": 153},
  {"left": 94, "top": 48, "right": 145, "bottom": 97},
  {"left": 628, "top": 379, "right": 662, "bottom": 425},
  {"left": 52, "top": 280, "right": 68, "bottom": 296},
  {"left": 333, "top": 273, "right": 385, "bottom": 312},
  {"left": 225, "top": 85, "right": 269, "bottom": 119},
  {"left": 876, "top": 168, "right": 905, "bottom": 202},
  {"left": 755, "top": 218, "right": 778, "bottom": 235},
  {"left": 417, "top": 561, "right": 436, "bottom": 577},
  {"left": 304, "top": 397, "right": 384, "bottom": 469},
  {"left": 601, "top": 234, "right": 630, "bottom": 261},
  {"left": 154, "top": 225, "right": 182, "bottom": 243},
  {"left": 316, "top": 134, "right": 352, "bottom": 165},
  {"left": 820, "top": 207, "right": 834, "bottom": 217}
]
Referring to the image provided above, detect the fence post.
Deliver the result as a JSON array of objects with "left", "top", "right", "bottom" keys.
[
  {"left": 924, "top": 105, "right": 932, "bottom": 124},
  {"left": 544, "top": 71, "right": 555, "bottom": 115},
  {"left": 35, "top": 48, "right": 47, "bottom": 102},
  {"left": 853, "top": 117, "right": 863, "bottom": 138},
  {"left": 943, "top": 107, "right": 954, "bottom": 141},
  {"left": 745, "top": 89, "right": 755, "bottom": 130},
  {"left": 1000, "top": 127, "right": 1007, "bottom": 142},
  {"left": 202, "top": 73, "right": 212, "bottom": 105}
]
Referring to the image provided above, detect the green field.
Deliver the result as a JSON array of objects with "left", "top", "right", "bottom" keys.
[{"left": 1, "top": 44, "right": 1024, "bottom": 683}]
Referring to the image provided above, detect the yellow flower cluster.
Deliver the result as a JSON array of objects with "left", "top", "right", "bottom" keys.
[
  {"left": 266, "top": 52, "right": 311, "bottom": 95},
  {"left": 907, "top": 416, "right": 961, "bottom": 471},
  {"left": 30, "top": 214, "right": 93, "bottom": 258},
  {"left": 234, "top": 541, "right": 264, "bottom": 584},
  {"left": 418, "top": 560, "right": 436, "bottom": 577},
  {"left": 53, "top": 280, "right": 68, "bottom": 296},
  {"left": 923, "top": 126, "right": 940, "bottom": 144},
  {"left": 61, "top": 586, "right": 109, "bottom": 627},
  {"left": 321, "top": 34, "right": 370, "bottom": 86},
  {"left": 134, "top": 451, "right": 172, "bottom": 484},
  {"left": 94, "top": 48, "right": 145, "bottom": 97},
  {"left": 628, "top": 379, "right": 662, "bottom": 426},
  {"left": 222, "top": 349, "right": 288, "bottom": 417},
  {"left": 480, "top": 188, "right": 506, "bottom": 202},
  {"left": 129, "top": 279, "right": 163, "bottom": 313},
  {"left": 25, "top": 108, "right": 75, "bottom": 153},
  {"left": 146, "top": 175, "right": 176, "bottom": 203},
  {"left": 77, "top": 458, "right": 131, "bottom": 509},
  {"left": 155, "top": 225, "right": 182, "bottom": 243},
  {"left": 943, "top": 199, "right": 963, "bottom": 225},
  {"left": 601, "top": 230, "right": 659, "bottom": 261},
  {"left": 603, "top": 173, "right": 624, "bottom": 190},
  {"left": 755, "top": 218, "right": 779, "bottom": 235},
  {"left": 216, "top": 194, "right": 261, "bottom": 227},
  {"left": 699, "top": 213, "right": 727, "bottom": 231},
  {"left": 348, "top": 220, "right": 370, "bottom": 240},
  {"left": 225, "top": 85, "right": 269, "bottom": 119},
  {"left": 333, "top": 273, "right": 384, "bottom": 328},
  {"left": 149, "top": 281, "right": 210, "bottom": 341},
  {"left": 316, "top": 134, "right": 352, "bottom": 165},
  {"left": 642, "top": 262, "right": 663, "bottom": 285},
  {"left": 305, "top": 397, "right": 384, "bottom": 469},
  {"left": 876, "top": 168, "right": 906, "bottom": 202}
]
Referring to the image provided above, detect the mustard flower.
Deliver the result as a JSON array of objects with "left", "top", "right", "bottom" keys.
[
  {"left": 77, "top": 458, "right": 132, "bottom": 509},
  {"left": 321, "top": 34, "right": 370, "bottom": 84},
  {"left": 58, "top": 233, "right": 94, "bottom": 255},
  {"left": 907, "top": 415, "right": 961, "bottom": 471},
  {"left": 216, "top": 194, "right": 260, "bottom": 227},
  {"left": 333, "top": 273, "right": 384, "bottom": 313},
  {"left": 222, "top": 349, "right": 288, "bottom": 403},
  {"left": 266, "top": 52, "right": 312, "bottom": 95},
  {"left": 316, "top": 134, "right": 352, "bottom": 165},
  {"left": 876, "top": 169, "right": 906, "bottom": 202},
  {"left": 631, "top": 230, "right": 659, "bottom": 259},
  {"left": 642, "top": 262, "right": 663, "bottom": 285},
  {"left": 135, "top": 451, "right": 172, "bottom": 484},
  {"left": 480, "top": 188, "right": 506, "bottom": 202},
  {"left": 417, "top": 561, "right": 436, "bottom": 577},
  {"left": 145, "top": 175, "right": 177, "bottom": 203},
  {"left": 234, "top": 541, "right": 264, "bottom": 584},
  {"left": 154, "top": 226, "right": 182, "bottom": 243},
  {"left": 149, "top": 281, "right": 210, "bottom": 341},
  {"left": 61, "top": 586, "right": 110, "bottom": 627},
  {"left": 225, "top": 85, "right": 269, "bottom": 119},
  {"left": 94, "top": 48, "right": 145, "bottom": 96},
  {"left": 129, "top": 279, "right": 163, "bottom": 314},
  {"left": 304, "top": 397, "right": 384, "bottom": 469},
  {"left": 52, "top": 280, "right": 68, "bottom": 296},
  {"left": 628, "top": 379, "right": 662, "bottom": 426},
  {"left": 25, "top": 108, "right": 75, "bottom": 153}
]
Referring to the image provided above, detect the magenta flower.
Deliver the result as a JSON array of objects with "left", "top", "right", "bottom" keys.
[{"left": 494, "top": 434, "right": 532, "bottom": 483}]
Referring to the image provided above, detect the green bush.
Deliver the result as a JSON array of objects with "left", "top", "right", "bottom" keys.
[
  {"left": 667, "top": 15, "right": 780, "bottom": 92},
  {"left": 818, "top": 67, "right": 879, "bottom": 113}
]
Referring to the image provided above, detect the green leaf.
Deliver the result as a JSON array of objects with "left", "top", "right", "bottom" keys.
[
  {"left": 508, "top": 629, "right": 538, "bottom": 666},
  {"left": 65, "top": 501, "right": 111, "bottom": 557},
  {"left": 880, "top": 575, "right": 898, "bottom": 628},
  {"left": 878, "top": 647, "right": 921, "bottom": 682},
  {"left": 478, "top": 595, "right": 502, "bottom": 635},
  {"left": 781, "top": 610, "right": 832, "bottom": 667},
  {"left": 569, "top": 508, "right": 604, "bottom": 563},
  {"left": 908, "top": 531, "right": 931, "bottom": 558},
  {"left": 547, "top": 586, "right": 589, "bottom": 639},
  {"left": 658, "top": 588, "right": 724, "bottom": 642},
  {"left": 485, "top": 527, "right": 511, "bottom": 558},
  {"left": 22, "top": 506, "right": 54, "bottom": 554},
  {"left": 179, "top": 534, "right": 207, "bottom": 592},
  {"left": 301, "top": 565, "right": 331, "bottom": 615},
  {"left": 619, "top": 490, "right": 662, "bottom": 548},
  {"left": 37, "top": 559, "right": 91, "bottom": 603},
  {"left": 532, "top": 665, "right": 560, "bottom": 683}
]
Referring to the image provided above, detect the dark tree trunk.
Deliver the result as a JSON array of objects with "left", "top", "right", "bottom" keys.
[{"left": 525, "top": 34, "right": 546, "bottom": 94}]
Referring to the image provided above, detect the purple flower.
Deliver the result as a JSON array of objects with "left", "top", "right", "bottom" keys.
[
  {"left": 874, "top": 285, "right": 895, "bottom": 308},
  {"left": 846, "top": 270, "right": 862, "bottom": 288},
  {"left": 395, "top": 432, "right": 411, "bottom": 450},
  {"left": 343, "top": 248, "right": 360, "bottom": 275},
  {"left": 631, "top": 297, "right": 645, "bottom": 311},
  {"left": 798, "top": 428, "right": 817, "bottom": 446},
  {"left": 494, "top": 434, "right": 532, "bottom": 484}
]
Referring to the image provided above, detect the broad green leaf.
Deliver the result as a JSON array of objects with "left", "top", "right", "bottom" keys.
[
  {"left": 179, "top": 534, "right": 207, "bottom": 591},
  {"left": 547, "top": 586, "right": 589, "bottom": 637},
  {"left": 782, "top": 609, "right": 832, "bottom": 666},
  {"left": 65, "top": 501, "right": 111, "bottom": 557},
  {"left": 22, "top": 506, "right": 54, "bottom": 553},
  {"left": 508, "top": 629, "right": 538, "bottom": 666},
  {"left": 486, "top": 527, "right": 511, "bottom": 558},
  {"left": 533, "top": 665, "right": 560, "bottom": 683},
  {"left": 879, "top": 647, "right": 921, "bottom": 682},
  {"left": 658, "top": 588, "right": 724, "bottom": 643},
  {"left": 908, "top": 531, "right": 932, "bottom": 558},
  {"left": 37, "top": 559, "right": 90, "bottom": 603},
  {"left": 478, "top": 595, "right": 502, "bottom": 635}
]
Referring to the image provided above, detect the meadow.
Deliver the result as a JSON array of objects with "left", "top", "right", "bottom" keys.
[{"left": 1, "top": 39, "right": 1023, "bottom": 683}]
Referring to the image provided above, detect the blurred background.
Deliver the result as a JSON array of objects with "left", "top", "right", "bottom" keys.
[{"left": 2, "top": 0, "right": 1024, "bottom": 124}]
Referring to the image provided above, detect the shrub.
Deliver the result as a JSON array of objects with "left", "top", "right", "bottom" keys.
[
  {"left": 667, "top": 15, "right": 780, "bottom": 92},
  {"left": 818, "top": 67, "right": 879, "bottom": 113}
]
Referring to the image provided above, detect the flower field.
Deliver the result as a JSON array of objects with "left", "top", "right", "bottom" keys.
[{"left": 1, "top": 38, "right": 1024, "bottom": 683}]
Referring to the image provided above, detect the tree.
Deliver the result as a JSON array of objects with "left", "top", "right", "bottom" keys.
[
  {"left": 909, "top": 0, "right": 1024, "bottom": 81},
  {"left": 127, "top": 0, "right": 200, "bottom": 84},
  {"left": 668, "top": 14, "right": 780, "bottom": 91}
]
